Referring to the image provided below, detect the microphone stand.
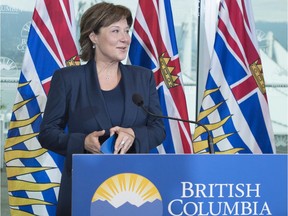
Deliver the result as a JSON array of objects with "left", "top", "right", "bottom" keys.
[{"left": 140, "top": 105, "right": 215, "bottom": 154}]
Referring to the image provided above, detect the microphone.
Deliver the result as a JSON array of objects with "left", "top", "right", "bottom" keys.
[{"left": 132, "top": 93, "right": 215, "bottom": 154}]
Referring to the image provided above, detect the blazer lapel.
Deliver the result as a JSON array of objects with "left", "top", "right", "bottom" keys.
[
  {"left": 85, "top": 60, "right": 112, "bottom": 132},
  {"left": 120, "top": 63, "right": 138, "bottom": 127}
]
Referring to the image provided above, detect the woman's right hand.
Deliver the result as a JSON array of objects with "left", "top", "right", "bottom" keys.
[{"left": 84, "top": 130, "right": 105, "bottom": 154}]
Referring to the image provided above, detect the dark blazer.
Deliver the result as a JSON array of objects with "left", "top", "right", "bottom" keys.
[{"left": 38, "top": 60, "right": 165, "bottom": 216}]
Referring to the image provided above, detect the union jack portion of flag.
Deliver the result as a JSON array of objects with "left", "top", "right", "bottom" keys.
[
  {"left": 4, "top": 0, "right": 80, "bottom": 215},
  {"left": 129, "top": 0, "right": 192, "bottom": 153},
  {"left": 193, "top": 0, "right": 276, "bottom": 153}
]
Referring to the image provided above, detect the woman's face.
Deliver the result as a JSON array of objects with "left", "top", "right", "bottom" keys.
[{"left": 91, "top": 18, "right": 131, "bottom": 63}]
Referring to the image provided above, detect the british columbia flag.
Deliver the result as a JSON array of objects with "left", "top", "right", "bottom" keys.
[
  {"left": 193, "top": 0, "right": 276, "bottom": 153},
  {"left": 129, "top": 0, "right": 192, "bottom": 153},
  {"left": 4, "top": 0, "right": 80, "bottom": 215}
]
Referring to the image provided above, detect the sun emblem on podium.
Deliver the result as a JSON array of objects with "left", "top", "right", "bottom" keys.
[{"left": 90, "top": 173, "right": 163, "bottom": 215}]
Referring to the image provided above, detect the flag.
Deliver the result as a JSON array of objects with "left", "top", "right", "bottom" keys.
[
  {"left": 193, "top": 0, "right": 276, "bottom": 153},
  {"left": 197, "top": 0, "right": 221, "bottom": 110},
  {"left": 128, "top": 0, "right": 192, "bottom": 153},
  {"left": 4, "top": 0, "right": 80, "bottom": 215}
]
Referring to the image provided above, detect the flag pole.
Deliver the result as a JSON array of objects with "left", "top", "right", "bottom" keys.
[{"left": 195, "top": 0, "right": 201, "bottom": 119}]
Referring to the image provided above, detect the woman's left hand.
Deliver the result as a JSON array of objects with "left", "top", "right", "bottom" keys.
[{"left": 110, "top": 126, "right": 135, "bottom": 154}]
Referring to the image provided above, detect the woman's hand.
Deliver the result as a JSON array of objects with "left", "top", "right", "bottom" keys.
[
  {"left": 110, "top": 126, "right": 135, "bottom": 154},
  {"left": 84, "top": 130, "right": 105, "bottom": 153}
]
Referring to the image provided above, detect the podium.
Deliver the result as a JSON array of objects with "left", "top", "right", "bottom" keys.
[{"left": 72, "top": 154, "right": 287, "bottom": 216}]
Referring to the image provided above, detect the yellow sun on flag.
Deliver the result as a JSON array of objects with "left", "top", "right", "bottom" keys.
[{"left": 91, "top": 173, "right": 162, "bottom": 208}]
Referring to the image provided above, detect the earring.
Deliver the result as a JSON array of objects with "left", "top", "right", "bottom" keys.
[{"left": 92, "top": 44, "right": 96, "bottom": 49}]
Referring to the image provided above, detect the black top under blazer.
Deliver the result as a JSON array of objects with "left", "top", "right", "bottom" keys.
[{"left": 38, "top": 60, "right": 166, "bottom": 216}]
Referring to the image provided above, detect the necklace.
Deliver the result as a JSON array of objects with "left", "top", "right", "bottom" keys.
[
  {"left": 97, "top": 62, "right": 116, "bottom": 80},
  {"left": 105, "top": 70, "right": 110, "bottom": 80}
]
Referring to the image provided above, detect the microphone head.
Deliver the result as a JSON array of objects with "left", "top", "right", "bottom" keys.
[{"left": 132, "top": 94, "right": 144, "bottom": 107}]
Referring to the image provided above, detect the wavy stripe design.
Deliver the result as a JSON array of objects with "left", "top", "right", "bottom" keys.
[
  {"left": 4, "top": 1, "right": 80, "bottom": 215},
  {"left": 193, "top": 0, "right": 275, "bottom": 154},
  {"left": 129, "top": 0, "right": 192, "bottom": 153}
]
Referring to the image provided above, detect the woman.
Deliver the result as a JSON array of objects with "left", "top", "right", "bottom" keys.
[{"left": 38, "top": 2, "right": 166, "bottom": 215}]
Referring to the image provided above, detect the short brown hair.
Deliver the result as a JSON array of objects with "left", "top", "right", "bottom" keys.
[{"left": 79, "top": 2, "right": 133, "bottom": 61}]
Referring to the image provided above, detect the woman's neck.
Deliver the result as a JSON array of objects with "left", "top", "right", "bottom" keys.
[{"left": 96, "top": 60, "right": 121, "bottom": 91}]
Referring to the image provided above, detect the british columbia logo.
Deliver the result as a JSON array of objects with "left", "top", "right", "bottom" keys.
[{"left": 90, "top": 173, "right": 163, "bottom": 215}]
